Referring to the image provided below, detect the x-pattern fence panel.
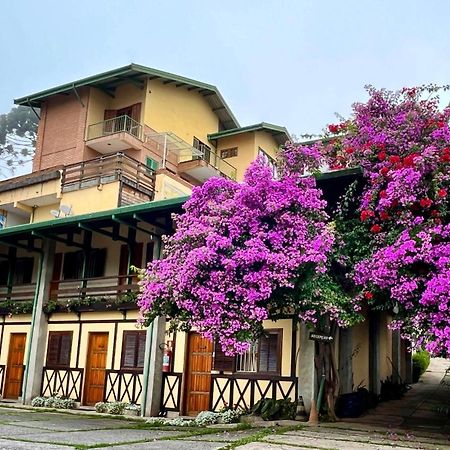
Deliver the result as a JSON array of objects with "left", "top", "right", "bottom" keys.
[
  {"left": 210, "top": 374, "right": 298, "bottom": 411},
  {"left": 160, "top": 372, "right": 182, "bottom": 412},
  {"left": 41, "top": 367, "right": 84, "bottom": 401},
  {"left": 104, "top": 370, "right": 143, "bottom": 405}
]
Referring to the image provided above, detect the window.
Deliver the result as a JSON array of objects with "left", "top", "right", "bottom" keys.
[
  {"left": 214, "top": 329, "right": 282, "bottom": 374},
  {"left": 193, "top": 137, "right": 212, "bottom": 163},
  {"left": 46, "top": 332, "right": 73, "bottom": 367},
  {"left": 121, "top": 331, "right": 146, "bottom": 370},
  {"left": 258, "top": 147, "right": 278, "bottom": 179},
  {"left": 0, "top": 257, "right": 34, "bottom": 285},
  {"left": 146, "top": 157, "right": 159, "bottom": 172},
  {"left": 220, "top": 147, "right": 238, "bottom": 159},
  {"left": 62, "top": 249, "right": 106, "bottom": 280}
]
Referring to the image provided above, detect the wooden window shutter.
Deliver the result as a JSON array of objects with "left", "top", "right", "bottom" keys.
[
  {"left": 122, "top": 332, "right": 138, "bottom": 369},
  {"left": 104, "top": 110, "right": 116, "bottom": 120},
  {"left": 130, "top": 103, "right": 142, "bottom": 122},
  {"left": 258, "top": 330, "right": 281, "bottom": 374},
  {"left": 213, "top": 341, "right": 235, "bottom": 372},
  {"left": 59, "top": 334, "right": 72, "bottom": 366},
  {"left": 137, "top": 332, "right": 146, "bottom": 368},
  {"left": 46, "top": 333, "right": 60, "bottom": 366}
]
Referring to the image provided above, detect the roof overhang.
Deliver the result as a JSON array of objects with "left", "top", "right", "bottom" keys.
[
  {"left": 208, "top": 122, "right": 291, "bottom": 146},
  {"left": 14, "top": 64, "right": 240, "bottom": 130},
  {"left": 0, "top": 196, "right": 188, "bottom": 243}
]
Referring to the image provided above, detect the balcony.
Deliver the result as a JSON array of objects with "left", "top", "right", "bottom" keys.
[
  {"left": 61, "top": 152, "right": 155, "bottom": 206},
  {"left": 145, "top": 132, "right": 237, "bottom": 183},
  {"left": 86, "top": 115, "right": 144, "bottom": 153}
]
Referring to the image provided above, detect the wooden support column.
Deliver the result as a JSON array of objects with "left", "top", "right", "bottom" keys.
[
  {"left": 23, "top": 239, "right": 56, "bottom": 404},
  {"left": 80, "top": 230, "right": 92, "bottom": 295}
]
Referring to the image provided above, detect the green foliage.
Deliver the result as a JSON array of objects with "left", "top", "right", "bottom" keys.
[
  {"left": 0, "top": 300, "right": 33, "bottom": 315},
  {"left": 250, "top": 398, "right": 297, "bottom": 421},
  {"left": 412, "top": 350, "right": 431, "bottom": 382}
]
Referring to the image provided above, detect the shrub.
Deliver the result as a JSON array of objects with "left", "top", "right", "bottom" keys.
[
  {"left": 412, "top": 350, "right": 431, "bottom": 382},
  {"left": 194, "top": 410, "right": 220, "bottom": 426},
  {"left": 31, "top": 395, "right": 75, "bottom": 409},
  {"left": 146, "top": 418, "right": 166, "bottom": 427},
  {"left": 166, "top": 417, "right": 195, "bottom": 427},
  {"left": 95, "top": 402, "right": 109, "bottom": 413},
  {"left": 31, "top": 396, "right": 46, "bottom": 407},
  {"left": 250, "top": 398, "right": 297, "bottom": 421}
]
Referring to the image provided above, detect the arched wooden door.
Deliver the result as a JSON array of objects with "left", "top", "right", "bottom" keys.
[
  {"left": 4, "top": 333, "right": 26, "bottom": 399},
  {"left": 184, "top": 332, "right": 213, "bottom": 415},
  {"left": 84, "top": 332, "right": 109, "bottom": 405}
]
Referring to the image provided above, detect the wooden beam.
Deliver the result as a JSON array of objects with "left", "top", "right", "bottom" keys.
[
  {"left": 31, "top": 231, "right": 85, "bottom": 249},
  {"left": 78, "top": 223, "right": 129, "bottom": 243}
]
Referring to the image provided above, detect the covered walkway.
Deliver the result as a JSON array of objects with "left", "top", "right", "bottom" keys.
[{"left": 343, "top": 357, "right": 450, "bottom": 434}]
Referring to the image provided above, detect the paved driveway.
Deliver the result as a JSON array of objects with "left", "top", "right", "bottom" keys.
[{"left": 0, "top": 406, "right": 448, "bottom": 449}]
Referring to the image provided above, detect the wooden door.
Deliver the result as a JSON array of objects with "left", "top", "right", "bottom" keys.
[
  {"left": 4, "top": 333, "right": 26, "bottom": 399},
  {"left": 84, "top": 332, "right": 109, "bottom": 405},
  {"left": 184, "top": 332, "right": 213, "bottom": 415}
]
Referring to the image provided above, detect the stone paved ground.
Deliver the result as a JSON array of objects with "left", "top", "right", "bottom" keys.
[
  {"left": 0, "top": 358, "right": 448, "bottom": 449},
  {"left": 0, "top": 406, "right": 448, "bottom": 449}
]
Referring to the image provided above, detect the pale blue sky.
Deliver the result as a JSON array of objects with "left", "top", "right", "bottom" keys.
[{"left": 1, "top": 0, "right": 450, "bottom": 137}]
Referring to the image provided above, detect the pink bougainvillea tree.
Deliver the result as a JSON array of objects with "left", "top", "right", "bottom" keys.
[
  {"left": 288, "top": 85, "right": 450, "bottom": 357},
  {"left": 138, "top": 158, "right": 353, "bottom": 355}
]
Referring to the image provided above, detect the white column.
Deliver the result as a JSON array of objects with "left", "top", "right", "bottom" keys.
[
  {"left": 22, "top": 239, "right": 55, "bottom": 404},
  {"left": 297, "top": 323, "right": 316, "bottom": 414}
]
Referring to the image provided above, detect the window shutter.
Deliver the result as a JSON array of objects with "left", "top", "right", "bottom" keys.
[
  {"left": 104, "top": 110, "right": 116, "bottom": 120},
  {"left": 259, "top": 331, "right": 281, "bottom": 374},
  {"left": 213, "top": 341, "right": 235, "bottom": 372},
  {"left": 137, "top": 332, "right": 146, "bottom": 368},
  {"left": 130, "top": 103, "right": 142, "bottom": 123},
  {"left": 46, "top": 334, "right": 60, "bottom": 366},
  {"left": 59, "top": 334, "right": 72, "bottom": 366},
  {"left": 122, "top": 332, "right": 138, "bottom": 369}
]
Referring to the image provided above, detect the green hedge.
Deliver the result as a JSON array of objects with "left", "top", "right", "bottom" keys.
[{"left": 412, "top": 350, "right": 431, "bottom": 383}]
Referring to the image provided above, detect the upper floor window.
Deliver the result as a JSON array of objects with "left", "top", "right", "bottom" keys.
[
  {"left": 220, "top": 147, "right": 238, "bottom": 159},
  {"left": 0, "top": 257, "right": 34, "bottom": 285},
  {"left": 62, "top": 249, "right": 106, "bottom": 280},
  {"left": 258, "top": 147, "right": 278, "bottom": 179}
]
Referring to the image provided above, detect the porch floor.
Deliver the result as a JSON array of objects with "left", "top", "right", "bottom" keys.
[{"left": 341, "top": 357, "right": 450, "bottom": 434}]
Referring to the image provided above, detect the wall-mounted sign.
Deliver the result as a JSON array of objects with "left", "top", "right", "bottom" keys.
[{"left": 309, "top": 332, "right": 334, "bottom": 343}]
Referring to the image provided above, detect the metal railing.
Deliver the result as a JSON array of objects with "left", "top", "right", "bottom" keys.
[
  {"left": 180, "top": 147, "right": 237, "bottom": 180},
  {"left": 87, "top": 115, "right": 144, "bottom": 141}
]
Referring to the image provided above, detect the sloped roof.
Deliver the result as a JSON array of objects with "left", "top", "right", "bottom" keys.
[
  {"left": 208, "top": 122, "right": 291, "bottom": 146},
  {"left": 14, "top": 64, "right": 240, "bottom": 130}
]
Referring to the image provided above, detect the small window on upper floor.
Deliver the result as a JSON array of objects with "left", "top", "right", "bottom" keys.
[
  {"left": 146, "top": 157, "right": 159, "bottom": 172},
  {"left": 193, "top": 137, "right": 212, "bottom": 164},
  {"left": 220, "top": 147, "right": 238, "bottom": 159},
  {"left": 0, "top": 257, "right": 34, "bottom": 285},
  {"left": 258, "top": 147, "right": 278, "bottom": 179}
]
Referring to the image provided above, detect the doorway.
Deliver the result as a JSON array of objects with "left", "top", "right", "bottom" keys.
[
  {"left": 4, "top": 333, "right": 26, "bottom": 399},
  {"left": 84, "top": 332, "right": 109, "bottom": 405},
  {"left": 184, "top": 332, "right": 213, "bottom": 415}
]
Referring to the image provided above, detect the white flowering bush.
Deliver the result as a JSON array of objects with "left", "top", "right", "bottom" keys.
[
  {"left": 220, "top": 408, "right": 243, "bottom": 424},
  {"left": 146, "top": 418, "right": 166, "bottom": 426},
  {"left": 94, "top": 402, "right": 109, "bottom": 413},
  {"left": 194, "top": 411, "right": 220, "bottom": 426},
  {"left": 31, "top": 395, "right": 75, "bottom": 409},
  {"left": 166, "top": 417, "right": 196, "bottom": 427}
]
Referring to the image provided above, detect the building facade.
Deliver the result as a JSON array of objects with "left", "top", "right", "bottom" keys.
[{"left": 0, "top": 64, "right": 409, "bottom": 417}]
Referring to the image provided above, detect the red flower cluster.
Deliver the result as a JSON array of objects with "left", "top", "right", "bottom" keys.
[
  {"left": 360, "top": 209, "right": 375, "bottom": 221},
  {"left": 328, "top": 123, "right": 347, "bottom": 134}
]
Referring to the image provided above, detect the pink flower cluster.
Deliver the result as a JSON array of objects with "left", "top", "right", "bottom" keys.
[{"left": 138, "top": 159, "right": 333, "bottom": 354}]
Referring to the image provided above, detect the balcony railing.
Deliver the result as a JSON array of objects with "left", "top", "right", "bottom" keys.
[
  {"left": 61, "top": 152, "right": 155, "bottom": 200},
  {"left": 145, "top": 132, "right": 237, "bottom": 180},
  {"left": 87, "top": 115, "right": 143, "bottom": 141}
]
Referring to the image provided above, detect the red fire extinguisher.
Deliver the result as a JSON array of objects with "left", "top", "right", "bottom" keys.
[{"left": 162, "top": 341, "right": 173, "bottom": 372}]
